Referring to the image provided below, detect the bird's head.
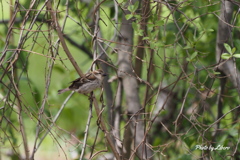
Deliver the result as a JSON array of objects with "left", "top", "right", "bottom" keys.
[{"left": 92, "top": 69, "right": 107, "bottom": 80}]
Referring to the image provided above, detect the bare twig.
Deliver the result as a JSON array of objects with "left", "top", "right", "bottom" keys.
[
  {"left": 79, "top": 93, "right": 93, "bottom": 160},
  {"left": 92, "top": 95, "right": 121, "bottom": 160},
  {"left": 36, "top": 91, "right": 75, "bottom": 151},
  {"left": 46, "top": 1, "right": 84, "bottom": 78},
  {"left": 203, "top": 105, "right": 240, "bottom": 136},
  {"left": 173, "top": 69, "right": 197, "bottom": 127}
]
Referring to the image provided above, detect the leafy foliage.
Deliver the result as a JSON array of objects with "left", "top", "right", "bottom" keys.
[{"left": 0, "top": 0, "right": 240, "bottom": 160}]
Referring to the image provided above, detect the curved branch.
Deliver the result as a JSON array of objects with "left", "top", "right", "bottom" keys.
[{"left": 46, "top": 1, "right": 84, "bottom": 78}]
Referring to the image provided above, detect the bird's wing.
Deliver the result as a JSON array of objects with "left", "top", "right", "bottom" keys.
[
  {"left": 68, "top": 73, "right": 95, "bottom": 90},
  {"left": 68, "top": 78, "right": 85, "bottom": 89}
]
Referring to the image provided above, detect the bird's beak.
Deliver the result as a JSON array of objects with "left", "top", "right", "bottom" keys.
[{"left": 102, "top": 73, "right": 107, "bottom": 76}]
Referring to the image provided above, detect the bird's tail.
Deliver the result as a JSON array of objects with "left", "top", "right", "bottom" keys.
[{"left": 58, "top": 88, "right": 70, "bottom": 94}]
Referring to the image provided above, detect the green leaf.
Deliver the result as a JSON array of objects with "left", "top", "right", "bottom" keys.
[
  {"left": 136, "top": 29, "right": 143, "bottom": 36},
  {"left": 213, "top": 71, "right": 221, "bottom": 75},
  {"left": 147, "top": 24, "right": 154, "bottom": 32},
  {"left": 128, "top": 5, "right": 133, "bottom": 12},
  {"left": 190, "top": 51, "right": 198, "bottom": 60},
  {"left": 148, "top": 23, "right": 155, "bottom": 28},
  {"left": 233, "top": 54, "right": 240, "bottom": 58},
  {"left": 187, "top": 52, "right": 198, "bottom": 62},
  {"left": 143, "top": 37, "right": 150, "bottom": 40},
  {"left": 125, "top": 14, "right": 133, "bottom": 20},
  {"left": 132, "top": 1, "right": 139, "bottom": 12},
  {"left": 152, "top": 30, "right": 159, "bottom": 37},
  {"left": 183, "top": 44, "right": 192, "bottom": 49},
  {"left": 150, "top": 42, "right": 155, "bottom": 49},
  {"left": 128, "top": 1, "right": 139, "bottom": 13},
  {"left": 206, "top": 29, "right": 214, "bottom": 32},
  {"left": 224, "top": 43, "right": 232, "bottom": 55},
  {"left": 155, "top": 20, "right": 164, "bottom": 26},
  {"left": 199, "top": 31, "right": 205, "bottom": 35},
  {"left": 134, "top": 14, "right": 141, "bottom": 19},
  {"left": 132, "top": 22, "right": 138, "bottom": 30},
  {"left": 221, "top": 53, "right": 231, "bottom": 59},
  {"left": 231, "top": 47, "right": 236, "bottom": 54},
  {"left": 155, "top": 42, "right": 164, "bottom": 47},
  {"left": 118, "top": 0, "right": 124, "bottom": 3}
]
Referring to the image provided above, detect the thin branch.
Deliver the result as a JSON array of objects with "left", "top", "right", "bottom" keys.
[
  {"left": 203, "top": 105, "right": 240, "bottom": 137},
  {"left": 36, "top": 91, "right": 75, "bottom": 151},
  {"left": 79, "top": 93, "right": 93, "bottom": 160},
  {"left": 63, "top": 34, "right": 93, "bottom": 59},
  {"left": 46, "top": 1, "right": 85, "bottom": 78},
  {"left": 173, "top": 69, "right": 197, "bottom": 127},
  {"left": 92, "top": 95, "right": 121, "bottom": 160}
]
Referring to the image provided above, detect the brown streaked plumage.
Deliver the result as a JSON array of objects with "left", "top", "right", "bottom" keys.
[{"left": 58, "top": 69, "right": 107, "bottom": 94}]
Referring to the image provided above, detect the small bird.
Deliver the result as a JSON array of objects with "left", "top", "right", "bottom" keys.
[{"left": 58, "top": 69, "right": 107, "bottom": 94}]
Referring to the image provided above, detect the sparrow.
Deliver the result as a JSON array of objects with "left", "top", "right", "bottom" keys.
[{"left": 58, "top": 69, "right": 107, "bottom": 94}]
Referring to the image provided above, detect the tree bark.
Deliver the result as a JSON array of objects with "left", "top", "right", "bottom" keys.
[
  {"left": 116, "top": 1, "right": 152, "bottom": 159},
  {"left": 216, "top": 1, "right": 240, "bottom": 95},
  {"left": 134, "top": 0, "right": 150, "bottom": 78}
]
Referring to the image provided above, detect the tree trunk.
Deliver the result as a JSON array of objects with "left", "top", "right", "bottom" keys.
[
  {"left": 216, "top": 1, "right": 240, "bottom": 95},
  {"left": 116, "top": 0, "right": 152, "bottom": 159}
]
